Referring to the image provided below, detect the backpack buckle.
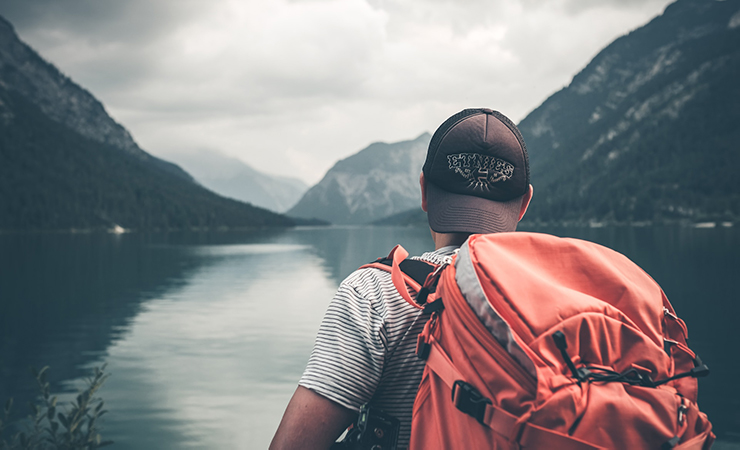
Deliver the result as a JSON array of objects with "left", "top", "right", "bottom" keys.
[
  {"left": 451, "top": 380, "right": 491, "bottom": 424},
  {"left": 416, "top": 336, "right": 431, "bottom": 360}
]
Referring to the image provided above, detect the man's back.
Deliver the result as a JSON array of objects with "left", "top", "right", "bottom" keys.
[
  {"left": 299, "top": 248, "right": 454, "bottom": 447},
  {"left": 271, "top": 108, "right": 533, "bottom": 449}
]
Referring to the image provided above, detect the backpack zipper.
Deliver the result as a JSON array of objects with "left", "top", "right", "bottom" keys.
[{"left": 677, "top": 399, "right": 688, "bottom": 425}]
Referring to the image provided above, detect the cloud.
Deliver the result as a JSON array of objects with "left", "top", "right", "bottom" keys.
[{"left": 0, "top": 0, "right": 673, "bottom": 184}]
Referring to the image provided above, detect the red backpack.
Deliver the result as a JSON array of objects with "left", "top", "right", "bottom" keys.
[{"left": 374, "top": 232, "right": 714, "bottom": 450}]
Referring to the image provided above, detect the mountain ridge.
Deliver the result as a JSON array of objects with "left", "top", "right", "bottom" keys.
[
  {"left": 0, "top": 14, "right": 294, "bottom": 232},
  {"left": 516, "top": 0, "right": 740, "bottom": 225},
  {"left": 0, "top": 16, "right": 194, "bottom": 183},
  {"left": 172, "top": 150, "right": 308, "bottom": 213},
  {"left": 288, "top": 132, "right": 430, "bottom": 224},
  {"left": 378, "top": 0, "right": 740, "bottom": 227}
]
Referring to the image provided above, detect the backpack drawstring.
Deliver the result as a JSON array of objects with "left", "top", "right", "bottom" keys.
[{"left": 551, "top": 331, "right": 710, "bottom": 388}]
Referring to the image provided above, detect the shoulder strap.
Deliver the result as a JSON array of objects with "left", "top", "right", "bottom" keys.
[
  {"left": 360, "top": 245, "right": 438, "bottom": 309},
  {"left": 373, "top": 258, "right": 437, "bottom": 287}
]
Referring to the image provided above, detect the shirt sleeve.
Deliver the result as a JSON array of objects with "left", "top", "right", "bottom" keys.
[{"left": 298, "top": 270, "right": 388, "bottom": 411}]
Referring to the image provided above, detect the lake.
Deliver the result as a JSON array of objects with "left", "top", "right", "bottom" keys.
[{"left": 0, "top": 225, "right": 738, "bottom": 448}]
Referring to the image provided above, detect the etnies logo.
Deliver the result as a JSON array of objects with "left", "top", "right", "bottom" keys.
[{"left": 447, "top": 153, "right": 514, "bottom": 190}]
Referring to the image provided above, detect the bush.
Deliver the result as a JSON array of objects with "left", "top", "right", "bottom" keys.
[{"left": 0, "top": 365, "right": 112, "bottom": 449}]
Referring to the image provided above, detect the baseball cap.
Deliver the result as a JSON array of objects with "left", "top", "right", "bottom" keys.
[{"left": 422, "top": 108, "right": 530, "bottom": 234}]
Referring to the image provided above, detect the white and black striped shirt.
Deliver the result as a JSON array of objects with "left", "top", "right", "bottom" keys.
[{"left": 299, "top": 247, "right": 458, "bottom": 449}]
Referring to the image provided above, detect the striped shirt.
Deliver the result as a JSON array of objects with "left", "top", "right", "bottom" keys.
[{"left": 299, "top": 247, "right": 458, "bottom": 449}]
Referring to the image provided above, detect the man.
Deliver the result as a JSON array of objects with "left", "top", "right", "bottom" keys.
[{"left": 271, "top": 108, "right": 533, "bottom": 450}]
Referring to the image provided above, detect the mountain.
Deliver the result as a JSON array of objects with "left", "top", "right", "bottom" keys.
[
  {"left": 516, "top": 0, "right": 740, "bottom": 225},
  {"left": 0, "top": 15, "right": 293, "bottom": 231},
  {"left": 288, "top": 133, "right": 431, "bottom": 225},
  {"left": 171, "top": 150, "right": 308, "bottom": 213}
]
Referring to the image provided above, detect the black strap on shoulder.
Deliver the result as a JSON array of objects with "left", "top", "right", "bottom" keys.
[
  {"left": 423, "top": 299, "right": 444, "bottom": 313},
  {"left": 372, "top": 257, "right": 437, "bottom": 287}
]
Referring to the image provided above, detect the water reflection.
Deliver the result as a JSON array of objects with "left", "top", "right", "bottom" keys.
[
  {"left": 0, "top": 232, "right": 203, "bottom": 410},
  {"left": 0, "top": 226, "right": 738, "bottom": 448},
  {"left": 100, "top": 239, "right": 336, "bottom": 449},
  {"left": 286, "top": 226, "right": 434, "bottom": 284}
]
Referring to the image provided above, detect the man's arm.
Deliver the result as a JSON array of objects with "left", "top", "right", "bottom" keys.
[{"left": 270, "top": 386, "right": 356, "bottom": 450}]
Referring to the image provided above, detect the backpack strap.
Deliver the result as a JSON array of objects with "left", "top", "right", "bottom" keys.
[
  {"left": 360, "top": 245, "right": 438, "bottom": 309},
  {"left": 422, "top": 336, "right": 604, "bottom": 450},
  {"left": 373, "top": 258, "right": 439, "bottom": 289}
]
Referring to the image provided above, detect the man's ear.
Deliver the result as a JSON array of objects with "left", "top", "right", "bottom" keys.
[
  {"left": 420, "top": 172, "right": 428, "bottom": 212},
  {"left": 518, "top": 184, "right": 533, "bottom": 220}
]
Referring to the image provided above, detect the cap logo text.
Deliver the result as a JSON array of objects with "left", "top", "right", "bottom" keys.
[{"left": 447, "top": 153, "right": 514, "bottom": 190}]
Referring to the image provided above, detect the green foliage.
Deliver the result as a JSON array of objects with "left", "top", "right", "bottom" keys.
[{"left": 0, "top": 366, "right": 112, "bottom": 450}]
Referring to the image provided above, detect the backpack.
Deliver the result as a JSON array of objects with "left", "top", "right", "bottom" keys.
[{"left": 371, "top": 232, "right": 714, "bottom": 450}]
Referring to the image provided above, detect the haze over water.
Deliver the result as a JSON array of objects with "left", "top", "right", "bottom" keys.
[{"left": 1, "top": 225, "right": 738, "bottom": 448}]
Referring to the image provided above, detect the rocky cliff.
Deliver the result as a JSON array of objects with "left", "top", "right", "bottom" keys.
[
  {"left": 517, "top": 0, "right": 740, "bottom": 224},
  {"left": 288, "top": 133, "right": 430, "bottom": 224}
]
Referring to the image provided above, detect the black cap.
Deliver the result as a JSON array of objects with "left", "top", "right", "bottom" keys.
[{"left": 422, "top": 108, "right": 530, "bottom": 234}]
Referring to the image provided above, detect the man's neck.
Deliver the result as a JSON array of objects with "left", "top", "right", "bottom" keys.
[{"left": 431, "top": 229, "right": 471, "bottom": 250}]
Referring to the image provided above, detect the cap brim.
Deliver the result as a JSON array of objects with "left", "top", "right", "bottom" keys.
[{"left": 426, "top": 181, "right": 523, "bottom": 234}]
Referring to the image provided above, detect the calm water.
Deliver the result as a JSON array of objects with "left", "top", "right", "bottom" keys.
[{"left": 0, "top": 225, "right": 738, "bottom": 448}]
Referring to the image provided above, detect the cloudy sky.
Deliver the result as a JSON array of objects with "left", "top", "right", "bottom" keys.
[{"left": 1, "top": 0, "right": 673, "bottom": 184}]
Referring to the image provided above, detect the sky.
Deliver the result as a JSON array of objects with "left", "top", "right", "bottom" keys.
[{"left": 0, "top": 0, "right": 674, "bottom": 184}]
